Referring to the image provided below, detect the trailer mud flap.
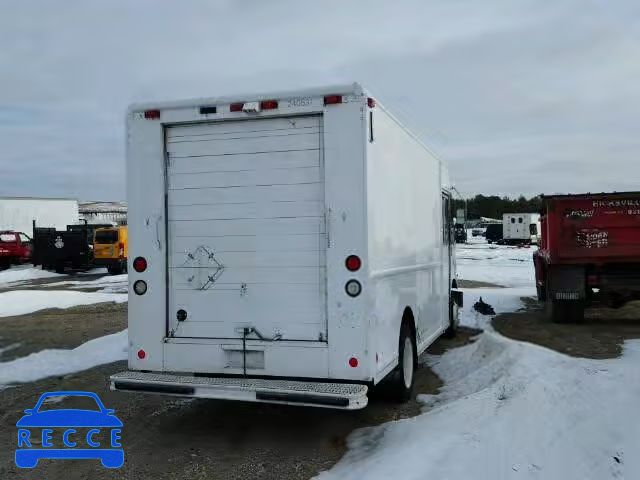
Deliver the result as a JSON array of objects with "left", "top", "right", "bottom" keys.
[{"left": 547, "top": 265, "right": 586, "bottom": 299}]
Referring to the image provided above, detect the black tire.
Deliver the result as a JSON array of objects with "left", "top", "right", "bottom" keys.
[
  {"left": 55, "top": 265, "right": 65, "bottom": 274},
  {"left": 548, "top": 300, "right": 584, "bottom": 323},
  {"left": 444, "top": 299, "right": 459, "bottom": 338},
  {"left": 388, "top": 322, "right": 416, "bottom": 402}
]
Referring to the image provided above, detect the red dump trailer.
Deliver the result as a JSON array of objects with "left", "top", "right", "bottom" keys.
[{"left": 533, "top": 192, "right": 640, "bottom": 322}]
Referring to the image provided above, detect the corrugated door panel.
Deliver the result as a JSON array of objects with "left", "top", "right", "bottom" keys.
[
  {"left": 169, "top": 183, "right": 323, "bottom": 206},
  {"left": 166, "top": 115, "right": 326, "bottom": 341}
]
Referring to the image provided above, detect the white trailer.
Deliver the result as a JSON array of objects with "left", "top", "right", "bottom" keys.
[
  {"left": 502, "top": 213, "right": 541, "bottom": 245},
  {"left": 0, "top": 197, "right": 79, "bottom": 237},
  {"left": 111, "top": 83, "right": 462, "bottom": 409}
]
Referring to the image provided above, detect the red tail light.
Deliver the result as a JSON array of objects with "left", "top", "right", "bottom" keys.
[
  {"left": 133, "top": 256, "right": 147, "bottom": 273},
  {"left": 137, "top": 349, "right": 146, "bottom": 360},
  {"left": 260, "top": 100, "right": 278, "bottom": 110},
  {"left": 367, "top": 97, "right": 376, "bottom": 108},
  {"left": 345, "top": 255, "right": 361, "bottom": 272},
  {"left": 324, "top": 95, "right": 343, "bottom": 105},
  {"left": 229, "top": 103, "right": 244, "bottom": 112},
  {"left": 144, "top": 109, "right": 160, "bottom": 120},
  {"left": 348, "top": 357, "right": 358, "bottom": 368}
]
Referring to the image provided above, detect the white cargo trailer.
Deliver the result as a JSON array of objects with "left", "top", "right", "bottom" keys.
[
  {"left": 0, "top": 197, "right": 79, "bottom": 237},
  {"left": 502, "top": 213, "right": 541, "bottom": 245},
  {"left": 111, "top": 83, "right": 462, "bottom": 409}
]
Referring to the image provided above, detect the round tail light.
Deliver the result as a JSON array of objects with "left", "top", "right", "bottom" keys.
[
  {"left": 137, "top": 349, "right": 146, "bottom": 359},
  {"left": 345, "top": 255, "right": 361, "bottom": 272},
  {"left": 133, "top": 256, "right": 147, "bottom": 273},
  {"left": 345, "top": 279, "right": 362, "bottom": 297},
  {"left": 133, "top": 280, "right": 147, "bottom": 295},
  {"left": 348, "top": 357, "right": 358, "bottom": 368}
]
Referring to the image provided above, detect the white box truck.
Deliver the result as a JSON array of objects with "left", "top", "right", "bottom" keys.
[
  {"left": 0, "top": 197, "right": 79, "bottom": 237},
  {"left": 502, "top": 213, "right": 541, "bottom": 245},
  {"left": 111, "top": 83, "right": 462, "bottom": 409}
]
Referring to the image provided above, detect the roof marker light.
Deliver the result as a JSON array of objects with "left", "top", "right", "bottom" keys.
[
  {"left": 260, "top": 100, "right": 278, "bottom": 110},
  {"left": 324, "top": 95, "right": 343, "bottom": 105},
  {"left": 144, "top": 109, "right": 160, "bottom": 120}
]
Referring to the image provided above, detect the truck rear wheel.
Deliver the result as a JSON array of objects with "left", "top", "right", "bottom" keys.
[
  {"left": 388, "top": 323, "right": 416, "bottom": 402},
  {"left": 548, "top": 300, "right": 584, "bottom": 323}
]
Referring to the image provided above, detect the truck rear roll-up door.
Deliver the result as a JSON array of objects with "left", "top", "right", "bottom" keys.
[{"left": 165, "top": 115, "right": 327, "bottom": 341}]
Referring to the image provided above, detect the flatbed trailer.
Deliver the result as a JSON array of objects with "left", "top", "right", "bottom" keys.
[{"left": 534, "top": 192, "right": 640, "bottom": 322}]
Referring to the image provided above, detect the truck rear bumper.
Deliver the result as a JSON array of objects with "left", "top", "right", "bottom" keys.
[{"left": 110, "top": 371, "right": 368, "bottom": 410}]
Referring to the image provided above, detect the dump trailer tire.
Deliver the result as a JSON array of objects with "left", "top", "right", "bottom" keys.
[{"left": 536, "top": 285, "right": 547, "bottom": 302}]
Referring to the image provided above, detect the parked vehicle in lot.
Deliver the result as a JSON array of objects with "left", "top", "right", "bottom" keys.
[
  {"left": 485, "top": 223, "right": 503, "bottom": 244},
  {"left": 454, "top": 223, "right": 467, "bottom": 243},
  {"left": 111, "top": 83, "right": 463, "bottom": 410},
  {"left": 503, "top": 213, "right": 540, "bottom": 245},
  {"left": 471, "top": 227, "right": 485, "bottom": 237},
  {"left": 33, "top": 222, "right": 112, "bottom": 273},
  {"left": 533, "top": 192, "right": 640, "bottom": 322},
  {"left": 0, "top": 231, "right": 32, "bottom": 269},
  {"left": 93, "top": 226, "right": 128, "bottom": 274}
]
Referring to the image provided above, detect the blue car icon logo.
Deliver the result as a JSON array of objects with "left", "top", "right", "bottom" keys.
[{"left": 15, "top": 391, "right": 123, "bottom": 468}]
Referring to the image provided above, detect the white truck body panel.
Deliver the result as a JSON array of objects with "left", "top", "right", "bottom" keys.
[
  {"left": 503, "top": 213, "right": 541, "bottom": 244},
  {"left": 118, "top": 83, "right": 455, "bottom": 408},
  {"left": 0, "top": 197, "right": 79, "bottom": 237}
]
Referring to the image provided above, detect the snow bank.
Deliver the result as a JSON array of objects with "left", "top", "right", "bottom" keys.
[
  {"left": 43, "top": 274, "right": 128, "bottom": 293},
  {"left": 44, "top": 274, "right": 128, "bottom": 288},
  {"left": 0, "top": 290, "right": 127, "bottom": 317},
  {"left": 0, "top": 330, "right": 127, "bottom": 386},
  {"left": 319, "top": 323, "right": 639, "bottom": 479},
  {"left": 0, "top": 266, "right": 62, "bottom": 286}
]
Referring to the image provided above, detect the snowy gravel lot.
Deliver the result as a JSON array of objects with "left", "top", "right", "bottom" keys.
[{"left": 0, "top": 245, "right": 638, "bottom": 479}]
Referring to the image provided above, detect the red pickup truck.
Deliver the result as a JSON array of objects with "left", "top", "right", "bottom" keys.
[
  {"left": 0, "top": 231, "right": 33, "bottom": 270},
  {"left": 533, "top": 192, "right": 640, "bottom": 322}
]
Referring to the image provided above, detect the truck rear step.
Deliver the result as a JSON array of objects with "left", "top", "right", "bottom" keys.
[{"left": 110, "top": 371, "right": 368, "bottom": 410}]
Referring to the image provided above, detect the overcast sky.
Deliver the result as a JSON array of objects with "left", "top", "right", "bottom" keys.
[{"left": 1, "top": 0, "right": 638, "bottom": 201}]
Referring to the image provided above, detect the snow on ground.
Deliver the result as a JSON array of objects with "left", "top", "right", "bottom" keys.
[
  {"left": 319, "top": 238, "right": 637, "bottom": 480},
  {"left": 323, "top": 327, "right": 639, "bottom": 479},
  {"left": 42, "top": 274, "right": 128, "bottom": 293},
  {"left": 0, "top": 265, "right": 62, "bottom": 287},
  {"left": 0, "top": 330, "right": 127, "bottom": 386},
  {"left": 456, "top": 238, "right": 536, "bottom": 287},
  {"left": 0, "top": 290, "right": 127, "bottom": 317}
]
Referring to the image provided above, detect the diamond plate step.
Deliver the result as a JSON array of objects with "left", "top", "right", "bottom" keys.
[{"left": 110, "top": 371, "right": 368, "bottom": 410}]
